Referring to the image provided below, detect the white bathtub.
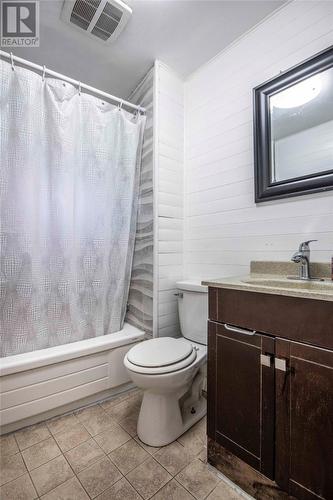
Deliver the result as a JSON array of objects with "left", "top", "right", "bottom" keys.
[{"left": 0, "top": 323, "right": 145, "bottom": 434}]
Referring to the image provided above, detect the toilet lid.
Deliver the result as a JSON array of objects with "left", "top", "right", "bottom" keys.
[{"left": 127, "top": 337, "right": 193, "bottom": 368}]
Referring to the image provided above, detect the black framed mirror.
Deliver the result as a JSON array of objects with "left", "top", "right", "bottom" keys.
[{"left": 254, "top": 46, "right": 333, "bottom": 203}]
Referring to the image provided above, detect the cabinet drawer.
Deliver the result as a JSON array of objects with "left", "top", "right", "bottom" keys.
[{"left": 208, "top": 287, "right": 333, "bottom": 350}]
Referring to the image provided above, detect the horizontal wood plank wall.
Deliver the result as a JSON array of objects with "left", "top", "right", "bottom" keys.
[
  {"left": 184, "top": 0, "right": 333, "bottom": 281},
  {"left": 155, "top": 62, "right": 185, "bottom": 337}
]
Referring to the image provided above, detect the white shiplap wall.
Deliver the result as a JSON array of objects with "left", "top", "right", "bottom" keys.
[
  {"left": 154, "top": 61, "right": 184, "bottom": 337},
  {"left": 184, "top": 0, "right": 333, "bottom": 281}
]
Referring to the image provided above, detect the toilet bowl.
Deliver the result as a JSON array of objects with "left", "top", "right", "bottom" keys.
[{"left": 124, "top": 280, "right": 208, "bottom": 447}]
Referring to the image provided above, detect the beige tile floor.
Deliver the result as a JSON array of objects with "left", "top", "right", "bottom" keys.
[{"left": 0, "top": 389, "right": 246, "bottom": 500}]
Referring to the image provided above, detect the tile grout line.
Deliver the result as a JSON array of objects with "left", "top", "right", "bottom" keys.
[
  {"left": 15, "top": 432, "right": 51, "bottom": 454},
  {"left": 124, "top": 453, "right": 170, "bottom": 499},
  {"left": 123, "top": 436, "right": 212, "bottom": 500},
  {"left": 116, "top": 414, "right": 211, "bottom": 497},
  {"left": 2, "top": 390, "right": 238, "bottom": 500},
  {"left": 25, "top": 444, "right": 72, "bottom": 498},
  {"left": 7, "top": 396, "right": 118, "bottom": 495},
  {"left": 173, "top": 457, "right": 221, "bottom": 500},
  {"left": 67, "top": 425, "right": 147, "bottom": 499},
  {"left": 0, "top": 456, "right": 27, "bottom": 488},
  {"left": 173, "top": 476, "right": 197, "bottom": 499},
  {"left": 26, "top": 456, "right": 43, "bottom": 500},
  {"left": 61, "top": 449, "right": 88, "bottom": 497},
  {"left": 20, "top": 436, "right": 62, "bottom": 473},
  {"left": 207, "top": 464, "right": 255, "bottom": 500},
  {"left": 20, "top": 426, "right": 106, "bottom": 498}
]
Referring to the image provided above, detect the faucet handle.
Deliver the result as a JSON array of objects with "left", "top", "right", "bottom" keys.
[{"left": 299, "top": 240, "right": 317, "bottom": 251}]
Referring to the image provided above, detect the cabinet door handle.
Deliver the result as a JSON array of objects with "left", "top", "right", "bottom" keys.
[
  {"left": 260, "top": 354, "right": 273, "bottom": 367},
  {"left": 224, "top": 324, "right": 256, "bottom": 336},
  {"left": 275, "top": 357, "right": 287, "bottom": 372}
]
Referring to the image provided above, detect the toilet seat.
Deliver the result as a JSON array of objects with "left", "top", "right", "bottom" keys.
[{"left": 125, "top": 337, "right": 197, "bottom": 375}]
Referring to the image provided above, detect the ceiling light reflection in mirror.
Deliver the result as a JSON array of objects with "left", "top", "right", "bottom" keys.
[{"left": 270, "top": 73, "right": 322, "bottom": 109}]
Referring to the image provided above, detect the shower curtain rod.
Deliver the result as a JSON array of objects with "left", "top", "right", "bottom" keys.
[{"left": 0, "top": 50, "right": 146, "bottom": 114}]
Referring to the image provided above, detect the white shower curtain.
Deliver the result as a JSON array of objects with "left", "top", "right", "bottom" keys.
[{"left": 0, "top": 59, "right": 146, "bottom": 357}]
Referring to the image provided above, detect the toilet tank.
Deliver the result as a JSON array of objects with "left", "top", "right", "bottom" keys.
[{"left": 176, "top": 281, "right": 208, "bottom": 345}]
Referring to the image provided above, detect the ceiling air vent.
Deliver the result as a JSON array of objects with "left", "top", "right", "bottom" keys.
[{"left": 61, "top": 0, "right": 132, "bottom": 44}]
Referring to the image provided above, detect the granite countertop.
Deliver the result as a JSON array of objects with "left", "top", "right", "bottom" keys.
[{"left": 202, "top": 261, "right": 333, "bottom": 302}]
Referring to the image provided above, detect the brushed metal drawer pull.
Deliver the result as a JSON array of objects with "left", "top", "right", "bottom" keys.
[
  {"left": 275, "top": 358, "right": 287, "bottom": 372},
  {"left": 224, "top": 324, "right": 256, "bottom": 336},
  {"left": 260, "top": 354, "right": 273, "bottom": 367}
]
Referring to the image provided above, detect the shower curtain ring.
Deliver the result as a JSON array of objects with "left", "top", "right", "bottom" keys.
[
  {"left": 10, "top": 52, "right": 15, "bottom": 71},
  {"left": 42, "top": 65, "right": 46, "bottom": 82},
  {"left": 78, "top": 82, "right": 82, "bottom": 95},
  {"left": 118, "top": 100, "right": 123, "bottom": 111}
]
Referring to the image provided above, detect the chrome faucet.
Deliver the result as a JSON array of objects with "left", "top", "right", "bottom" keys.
[{"left": 291, "top": 240, "right": 317, "bottom": 280}]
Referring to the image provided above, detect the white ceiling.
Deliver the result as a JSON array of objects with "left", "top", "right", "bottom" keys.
[{"left": 11, "top": 0, "right": 285, "bottom": 99}]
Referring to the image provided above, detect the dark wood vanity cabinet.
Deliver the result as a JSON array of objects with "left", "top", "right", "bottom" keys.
[
  {"left": 275, "top": 340, "right": 333, "bottom": 500},
  {"left": 208, "top": 321, "right": 275, "bottom": 478},
  {"left": 207, "top": 287, "right": 333, "bottom": 500}
]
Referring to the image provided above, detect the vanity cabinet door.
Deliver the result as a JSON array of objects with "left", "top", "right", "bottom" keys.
[
  {"left": 208, "top": 320, "right": 275, "bottom": 478},
  {"left": 275, "top": 339, "right": 333, "bottom": 500}
]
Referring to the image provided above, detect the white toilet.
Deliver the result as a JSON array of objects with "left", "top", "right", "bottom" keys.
[{"left": 124, "top": 280, "right": 208, "bottom": 447}]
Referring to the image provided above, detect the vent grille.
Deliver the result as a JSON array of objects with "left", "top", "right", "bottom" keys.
[
  {"left": 61, "top": 0, "right": 131, "bottom": 44},
  {"left": 70, "top": 0, "right": 101, "bottom": 30},
  {"left": 92, "top": 3, "right": 122, "bottom": 40}
]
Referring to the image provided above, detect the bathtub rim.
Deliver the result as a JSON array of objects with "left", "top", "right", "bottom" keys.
[{"left": 0, "top": 322, "right": 145, "bottom": 377}]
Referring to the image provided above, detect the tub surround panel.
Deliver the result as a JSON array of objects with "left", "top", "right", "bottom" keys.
[
  {"left": 128, "top": 61, "right": 185, "bottom": 339},
  {"left": 126, "top": 68, "right": 154, "bottom": 336}
]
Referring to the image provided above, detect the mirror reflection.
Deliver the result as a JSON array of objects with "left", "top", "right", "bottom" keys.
[{"left": 269, "top": 66, "right": 333, "bottom": 183}]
